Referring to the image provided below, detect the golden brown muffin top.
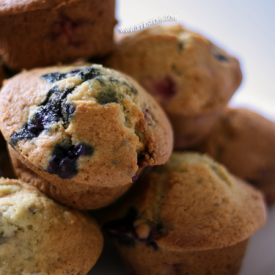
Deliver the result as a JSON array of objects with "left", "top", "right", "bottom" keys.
[
  {"left": 0, "top": 177, "right": 103, "bottom": 274},
  {"left": 0, "top": 64, "right": 172, "bottom": 190},
  {"left": 104, "top": 24, "right": 242, "bottom": 116},
  {"left": 101, "top": 152, "right": 266, "bottom": 250}
]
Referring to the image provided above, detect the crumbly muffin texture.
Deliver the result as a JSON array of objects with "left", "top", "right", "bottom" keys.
[
  {"left": 0, "top": 64, "right": 172, "bottom": 209},
  {"left": 197, "top": 108, "right": 275, "bottom": 205},
  {"left": 104, "top": 24, "right": 242, "bottom": 116},
  {"left": 102, "top": 152, "right": 266, "bottom": 250},
  {"left": 0, "top": 178, "right": 103, "bottom": 275}
]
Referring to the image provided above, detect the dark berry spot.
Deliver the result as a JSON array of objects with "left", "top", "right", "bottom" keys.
[
  {"left": 69, "top": 69, "right": 81, "bottom": 74},
  {"left": 178, "top": 41, "right": 184, "bottom": 53},
  {"left": 94, "top": 76, "right": 106, "bottom": 86},
  {"left": 96, "top": 89, "right": 119, "bottom": 105},
  {"left": 45, "top": 143, "right": 93, "bottom": 179},
  {"left": 41, "top": 66, "right": 101, "bottom": 84},
  {"left": 52, "top": 17, "right": 84, "bottom": 46},
  {"left": 78, "top": 67, "right": 100, "bottom": 81},
  {"left": 150, "top": 76, "right": 178, "bottom": 100},
  {"left": 9, "top": 85, "right": 75, "bottom": 147},
  {"left": 109, "top": 77, "right": 120, "bottom": 84},
  {"left": 41, "top": 72, "right": 67, "bottom": 83},
  {"left": 144, "top": 108, "right": 155, "bottom": 127},
  {"left": 122, "top": 82, "right": 138, "bottom": 95},
  {"left": 103, "top": 207, "right": 160, "bottom": 250},
  {"left": 213, "top": 53, "right": 229, "bottom": 62},
  {"left": 0, "top": 237, "right": 8, "bottom": 245},
  {"left": 132, "top": 172, "right": 138, "bottom": 182},
  {"left": 104, "top": 207, "right": 138, "bottom": 247}
]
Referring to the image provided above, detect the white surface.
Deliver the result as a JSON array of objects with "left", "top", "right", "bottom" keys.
[{"left": 90, "top": 1, "right": 275, "bottom": 274}]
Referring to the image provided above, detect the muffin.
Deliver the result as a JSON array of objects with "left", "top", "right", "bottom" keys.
[
  {"left": 0, "top": 178, "right": 103, "bottom": 275},
  {"left": 0, "top": 63, "right": 6, "bottom": 88},
  {"left": 196, "top": 107, "right": 275, "bottom": 205},
  {"left": 103, "top": 24, "right": 242, "bottom": 149},
  {"left": 0, "top": 133, "right": 16, "bottom": 178},
  {"left": 0, "top": 0, "right": 116, "bottom": 71},
  {"left": 100, "top": 152, "right": 266, "bottom": 275},
  {"left": 0, "top": 64, "right": 173, "bottom": 209}
]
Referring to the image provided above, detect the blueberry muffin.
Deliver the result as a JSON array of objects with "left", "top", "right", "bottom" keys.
[
  {"left": 0, "top": 63, "right": 6, "bottom": 88},
  {"left": 0, "top": 178, "right": 103, "bottom": 275},
  {"left": 0, "top": 64, "right": 173, "bottom": 209},
  {"left": 103, "top": 24, "right": 242, "bottom": 149},
  {"left": 0, "top": 133, "right": 16, "bottom": 179},
  {"left": 100, "top": 152, "right": 266, "bottom": 275},
  {"left": 196, "top": 108, "right": 275, "bottom": 205},
  {"left": 0, "top": 0, "right": 116, "bottom": 71}
]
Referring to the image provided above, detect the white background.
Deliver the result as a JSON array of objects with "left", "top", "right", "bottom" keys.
[{"left": 90, "top": 1, "right": 275, "bottom": 274}]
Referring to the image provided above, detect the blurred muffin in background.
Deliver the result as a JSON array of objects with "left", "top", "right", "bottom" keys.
[
  {"left": 0, "top": 0, "right": 116, "bottom": 71},
  {"left": 100, "top": 152, "right": 266, "bottom": 275},
  {"left": 0, "top": 178, "right": 103, "bottom": 275},
  {"left": 0, "top": 133, "right": 16, "bottom": 179},
  {"left": 0, "top": 62, "right": 6, "bottom": 88},
  {"left": 196, "top": 108, "right": 275, "bottom": 205},
  {"left": 103, "top": 24, "right": 242, "bottom": 149}
]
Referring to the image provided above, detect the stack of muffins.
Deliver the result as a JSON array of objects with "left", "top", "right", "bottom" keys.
[{"left": 0, "top": 1, "right": 271, "bottom": 274}]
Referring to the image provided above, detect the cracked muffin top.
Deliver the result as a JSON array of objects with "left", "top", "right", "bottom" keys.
[
  {"left": 0, "top": 178, "right": 103, "bottom": 275},
  {"left": 0, "top": 64, "right": 172, "bottom": 188},
  {"left": 103, "top": 24, "right": 242, "bottom": 116},
  {"left": 101, "top": 152, "right": 266, "bottom": 250}
]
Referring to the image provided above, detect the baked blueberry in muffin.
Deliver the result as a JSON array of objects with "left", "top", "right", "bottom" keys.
[
  {"left": 100, "top": 152, "right": 266, "bottom": 275},
  {"left": 103, "top": 24, "right": 242, "bottom": 149},
  {"left": 0, "top": 178, "right": 103, "bottom": 275},
  {"left": 0, "top": 64, "right": 173, "bottom": 209}
]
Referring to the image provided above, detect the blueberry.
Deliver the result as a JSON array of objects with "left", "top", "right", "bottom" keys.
[
  {"left": 213, "top": 53, "right": 229, "bottom": 62},
  {"left": 96, "top": 89, "right": 119, "bottom": 105},
  {"left": 41, "top": 66, "right": 101, "bottom": 84},
  {"left": 178, "top": 41, "right": 184, "bottom": 53},
  {"left": 132, "top": 172, "right": 138, "bottom": 182},
  {"left": 122, "top": 82, "right": 138, "bottom": 95},
  {"left": 103, "top": 207, "right": 160, "bottom": 250},
  {"left": 40, "top": 72, "right": 67, "bottom": 83},
  {"left": 78, "top": 67, "right": 100, "bottom": 81},
  {"left": 94, "top": 76, "right": 106, "bottom": 86},
  {"left": 69, "top": 69, "right": 81, "bottom": 74},
  {"left": 10, "top": 86, "right": 75, "bottom": 147},
  {"left": 45, "top": 143, "right": 93, "bottom": 179},
  {"left": 144, "top": 108, "right": 155, "bottom": 127},
  {"left": 10, "top": 124, "right": 42, "bottom": 147}
]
